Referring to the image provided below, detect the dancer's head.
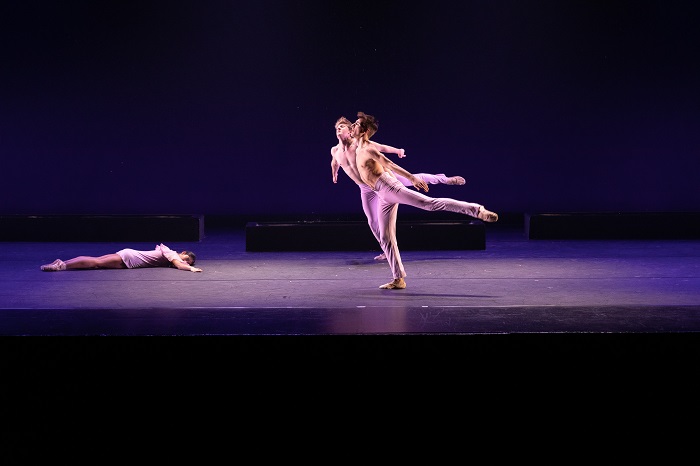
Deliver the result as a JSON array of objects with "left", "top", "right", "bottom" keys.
[
  {"left": 335, "top": 116, "right": 353, "bottom": 141},
  {"left": 354, "top": 111, "right": 378, "bottom": 139},
  {"left": 335, "top": 116, "right": 352, "bottom": 128},
  {"left": 179, "top": 251, "right": 197, "bottom": 266}
]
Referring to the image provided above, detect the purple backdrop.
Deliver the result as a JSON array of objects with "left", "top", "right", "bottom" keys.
[{"left": 2, "top": 1, "right": 698, "bottom": 218}]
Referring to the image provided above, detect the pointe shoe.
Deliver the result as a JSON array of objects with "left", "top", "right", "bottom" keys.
[
  {"left": 477, "top": 206, "right": 498, "bottom": 223},
  {"left": 379, "top": 278, "right": 406, "bottom": 289},
  {"left": 446, "top": 176, "right": 466, "bottom": 185},
  {"left": 41, "top": 259, "right": 66, "bottom": 271},
  {"left": 374, "top": 253, "right": 387, "bottom": 261}
]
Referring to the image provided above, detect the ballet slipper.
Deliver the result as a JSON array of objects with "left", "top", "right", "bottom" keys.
[
  {"left": 477, "top": 206, "right": 498, "bottom": 223},
  {"left": 445, "top": 176, "right": 466, "bottom": 185},
  {"left": 41, "top": 259, "right": 66, "bottom": 271},
  {"left": 379, "top": 278, "right": 406, "bottom": 289}
]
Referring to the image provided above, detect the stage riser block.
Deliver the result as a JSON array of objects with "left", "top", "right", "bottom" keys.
[
  {"left": 245, "top": 220, "right": 485, "bottom": 252},
  {"left": 526, "top": 212, "right": 700, "bottom": 240},
  {"left": 0, "top": 215, "right": 204, "bottom": 242}
]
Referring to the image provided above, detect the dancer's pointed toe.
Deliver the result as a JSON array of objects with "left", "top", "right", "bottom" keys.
[
  {"left": 446, "top": 175, "right": 466, "bottom": 185},
  {"left": 477, "top": 206, "right": 498, "bottom": 223},
  {"left": 41, "top": 259, "right": 66, "bottom": 271}
]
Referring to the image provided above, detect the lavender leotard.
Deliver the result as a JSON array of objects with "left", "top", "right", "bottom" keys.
[{"left": 116, "top": 243, "right": 180, "bottom": 269}]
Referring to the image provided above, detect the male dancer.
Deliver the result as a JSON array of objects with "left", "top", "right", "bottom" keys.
[
  {"left": 331, "top": 116, "right": 465, "bottom": 260},
  {"left": 351, "top": 111, "right": 498, "bottom": 289}
]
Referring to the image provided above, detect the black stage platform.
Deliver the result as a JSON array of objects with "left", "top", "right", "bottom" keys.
[
  {"left": 526, "top": 211, "right": 700, "bottom": 239},
  {"left": 0, "top": 214, "right": 204, "bottom": 242},
  {"left": 245, "top": 218, "right": 485, "bottom": 251}
]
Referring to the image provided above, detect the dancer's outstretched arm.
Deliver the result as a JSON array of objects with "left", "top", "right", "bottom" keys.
[
  {"left": 368, "top": 140, "right": 405, "bottom": 158},
  {"left": 366, "top": 147, "right": 429, "bottom": 192}
]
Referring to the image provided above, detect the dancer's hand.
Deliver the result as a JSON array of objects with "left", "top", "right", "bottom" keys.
[{"left": 412, "top": 177, "right": 429, "bottom": 192}]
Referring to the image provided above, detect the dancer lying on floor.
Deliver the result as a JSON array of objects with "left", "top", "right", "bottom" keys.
[{"left": 40, "top": 243, "right": 202, "bottom": 272}]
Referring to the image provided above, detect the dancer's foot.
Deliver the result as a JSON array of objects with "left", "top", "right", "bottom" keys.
[
  {"left": 374, "top": 253, "right": 387, "bottom": 261},
  {"left": 445, "top": 175, "right": 466, "bottom": 185},
  {"left": 379, "top": 278, "right": 406, "bottom": 289},
  {"left": 45, "top": 259, "right": 61, "bottom": 269},
  {"left": 477, "top": 206, "right": 498, "bottom": 223},
  {"left": 41, "top": 259, "right": 66, "bottom": 271}
]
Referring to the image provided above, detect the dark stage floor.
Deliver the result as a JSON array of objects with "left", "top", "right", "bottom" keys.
[
  {"left": 3, "top": 221, "right": 700, "bottom": 384},
  {"left": 3, "top": 222, "right": 700, "bottom": 334}
]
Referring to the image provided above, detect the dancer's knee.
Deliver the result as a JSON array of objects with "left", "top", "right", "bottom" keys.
[{"left": 378, "top": 236, "right": 393, "bottom": 250}]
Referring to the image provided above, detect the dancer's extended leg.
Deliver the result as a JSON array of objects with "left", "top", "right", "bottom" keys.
[
  {"left": 376, "top": 172, "right": 497, "bottom": 221},
  {"left": 374, "top": 172, "right": 466, "bottom": 261}
]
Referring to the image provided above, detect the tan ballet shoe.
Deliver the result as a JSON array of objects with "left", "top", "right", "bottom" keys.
[
  {"left": 41, "top": 259, "right": 66, "bottom": 271},
  {"left": 477, "top": 206, "right": 498, "bottom": 223},
  {"left": 379, "top": 278, "right": 406, "bottom": 289}
]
